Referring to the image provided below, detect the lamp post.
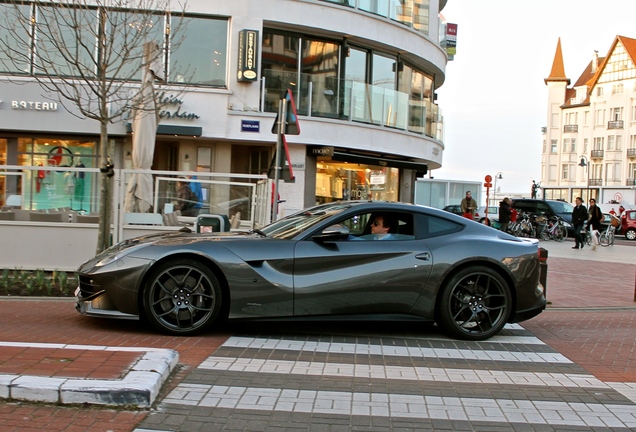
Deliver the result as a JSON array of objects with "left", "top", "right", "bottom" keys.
[
  {"left": 493, "top": 172, "right": 503, "bottom": 206},
  {"left": 578, "top": 156, "right": 590, "bottom": 202}
]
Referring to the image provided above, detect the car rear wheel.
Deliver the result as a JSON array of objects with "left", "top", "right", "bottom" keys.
[
  {"left": 142, "top": 259, "right": 222, "bottom": 335},
  {"left": 626, "top": 229, "right": 636, "bottom": 241},
  {"left": 438, "top": 266, "right": 511, "bottom": 341}
]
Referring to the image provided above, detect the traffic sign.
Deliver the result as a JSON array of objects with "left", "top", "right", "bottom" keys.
[
  {"left": 484, "top": 182, "right": 492, "bottom": 188},
  {"left": 485, "top": 175, "right": 492, "bottom": 182}
]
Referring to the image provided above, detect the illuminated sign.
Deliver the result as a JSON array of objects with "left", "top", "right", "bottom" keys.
[{"left": 237, "top": 29, "right": 259, "bottom": 82}]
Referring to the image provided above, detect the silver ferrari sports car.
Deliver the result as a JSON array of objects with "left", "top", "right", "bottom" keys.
[{"left": 75, "top": 201, "right": 547, "bottom": 341}]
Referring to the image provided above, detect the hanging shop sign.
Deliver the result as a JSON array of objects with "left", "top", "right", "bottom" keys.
[{"left": 237, "top": 29, "right": 259, "bottom": 82}]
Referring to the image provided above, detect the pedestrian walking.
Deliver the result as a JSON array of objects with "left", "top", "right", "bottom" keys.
[
  {"left": 571, "top": 197, "right": 587, "bottom": 249},
  {"left": 588, "top": 198, "right": 603, "bottom": 251}
]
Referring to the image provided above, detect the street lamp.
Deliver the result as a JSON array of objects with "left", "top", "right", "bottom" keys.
[
  {"left": 493, "top": 172, "right": 503, "bottom": 205},
  {"left": 578, "top": 156, "right": 590, "bottom": 202}
]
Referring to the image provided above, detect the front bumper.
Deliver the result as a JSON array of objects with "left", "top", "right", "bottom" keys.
[{"left": 75, "top": 287, "right": 139, "bottom": 320}]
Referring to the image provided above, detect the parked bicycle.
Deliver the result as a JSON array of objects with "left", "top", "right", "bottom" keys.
[
  {"left": 599, "top": 214, "right": 620, "bottom": 247},
  {"left": 509, "top": 211, "right": 536, "bottom": 238},
  {"left": 539, "top": 215, "right": 567, "bottom": 242}
]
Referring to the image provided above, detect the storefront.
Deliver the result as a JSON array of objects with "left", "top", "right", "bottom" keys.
[
  {"left": 0, "top": 136, "right": 97, "bottom": 210},
  {"left": 309, "top": 146, "right": 427, "bottom": 206}
]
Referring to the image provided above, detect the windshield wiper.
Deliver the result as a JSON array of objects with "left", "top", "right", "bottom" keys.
[{"left": 250, "top": 228, "right": 267, "bottom": 237}]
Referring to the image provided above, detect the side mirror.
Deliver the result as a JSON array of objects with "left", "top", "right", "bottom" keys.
[{"left": 312, "top": 224, "right": 350, "bottom": 242}]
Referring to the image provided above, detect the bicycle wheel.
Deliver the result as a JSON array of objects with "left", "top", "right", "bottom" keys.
[
  {"left": 599, "top": 231, "right": 609, "bottom": 247},
  {"left": 585, "top": 231, "right": 592, "bottom": 246},
  {"left": 554, "top": 225, "right": 566, "bottom": 242}
]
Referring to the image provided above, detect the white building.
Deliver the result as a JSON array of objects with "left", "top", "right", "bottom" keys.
[
  {"left": 542, "top": 35, "right": 636, "bottom": 206},
  {"left": 0, "top": 0, "right": 450, "bottom": 218}
]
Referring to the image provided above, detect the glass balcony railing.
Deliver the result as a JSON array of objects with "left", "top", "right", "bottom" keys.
[{"left": 261, "top": 70, "right": 443, "bottom": 140}]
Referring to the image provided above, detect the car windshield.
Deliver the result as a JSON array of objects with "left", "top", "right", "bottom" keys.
[
  {"left": 259, "top": 203, "right": 352, "bottom": 239},
  {"left": 547, "top": 201, "right": 574, "bottom": 213}
]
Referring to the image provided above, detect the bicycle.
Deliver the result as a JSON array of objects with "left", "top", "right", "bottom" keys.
[
  {"left": 541, "top": 215, "right": 567, "bottom": 242},
  {"left": 599, "top": 215, "right": 620, "bottom": 247}
]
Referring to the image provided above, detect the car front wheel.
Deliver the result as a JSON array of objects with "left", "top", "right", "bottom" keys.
[
  {"left": 142, "top": 259, "right": 222, "bottom": 335},
  {"left": 438, "top": 266, "right": 512, "bottom": 341},
  {"left": 626, "top": 229, "right": 636, "bottom": 241}
]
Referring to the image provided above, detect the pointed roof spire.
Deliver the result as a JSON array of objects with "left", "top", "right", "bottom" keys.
[{"left": 545, "top": 38, "right": 570, "bottom": 85}]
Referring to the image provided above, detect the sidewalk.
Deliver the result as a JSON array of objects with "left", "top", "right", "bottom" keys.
[{"left": 0, "top": 239, "right": 634, "bottom": 409}]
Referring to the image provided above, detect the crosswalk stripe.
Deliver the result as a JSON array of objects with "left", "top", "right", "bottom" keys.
[
  {"left": 163, "top": 384, "right": 636, "bottom": 427},
  {"left": 224, "top": 336, "right": 572, "bottom": 363},
  {"left": 198, "top": 356, "right": 607, "bottom": 389}
]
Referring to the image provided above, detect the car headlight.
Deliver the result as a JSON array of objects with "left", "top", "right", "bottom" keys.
[
  {"left": 562, "top": 221, "right": 572, "bottom": 228},
  {"left": 95, "top": 254, "right": 122, "bottom": 267}
]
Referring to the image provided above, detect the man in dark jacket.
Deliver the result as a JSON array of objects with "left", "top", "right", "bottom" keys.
[
  {"left": 571, "top": 196, "right": 587, "bottom": 249},
  {"left": 498, "top": 198, "right": 512, "bottom": 232}
]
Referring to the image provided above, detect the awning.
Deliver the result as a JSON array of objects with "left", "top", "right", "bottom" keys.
[{"left": 331, "top": 150, "right": 428, "bottom": 173}]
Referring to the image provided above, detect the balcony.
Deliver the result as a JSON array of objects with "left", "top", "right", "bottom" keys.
[
  {"left": 541, "top": 126, "right": 547, "bottom": 134},
  {"left": 589, "top": 178, "right": 603, "bottom": 186},
  {"left": 563, "top": 124, "right": 578, "bottom": 133},
  {"left": 627, "top": 178, "right": 636, "bottom": 186},
  {"left": 607, "top": 120, "right": 624, "bottom": 129},
  {"left": 261, "top": 69, "right": 444, "bottom": 140},
  {"left": 628, "top": 148, "right": 636, "bottom": 158},
  {"left": 591, "top": 149, "right": 604, "bottom": 159}
]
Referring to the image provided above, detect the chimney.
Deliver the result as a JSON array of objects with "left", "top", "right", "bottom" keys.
[{"left": 592, "top": 50, "right": 599, "bottom": 73}]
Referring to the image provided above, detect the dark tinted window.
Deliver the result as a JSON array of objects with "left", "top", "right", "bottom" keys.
[
  {"left": 416, "top": 214, "right": 462, "bottom": 239},
  {"left": 547, "top": 201, "right": 574, "bottom": 213}
]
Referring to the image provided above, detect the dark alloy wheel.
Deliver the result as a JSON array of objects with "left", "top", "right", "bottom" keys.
[
  {"left": 143, "top": 259, "right": 222, "bottom": 335},
  {"left": 438, "top": 266, "right": 512, "bottom": 341}
]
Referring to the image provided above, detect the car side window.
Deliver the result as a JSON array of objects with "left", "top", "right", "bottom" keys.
[
  {"left": 536, "top": 203, "right": 550, "bottom": 213},
  {"left": 416, "top": 214, "right": 462, "bottom": 239},
  {"left": 338, "top": 211, "right": 415, "bottom": 241}
]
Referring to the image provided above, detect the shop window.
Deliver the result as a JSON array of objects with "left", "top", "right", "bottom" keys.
[{"left": 315, "top": 160, "right": 399, "bottom": 204}]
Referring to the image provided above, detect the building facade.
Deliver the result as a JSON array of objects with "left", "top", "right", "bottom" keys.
[
  {"left": 0, "top": 0, "right": 449, "bottom": 217},
  {"left": 542, "top": 36, "right": 636, "bottom": 206}
]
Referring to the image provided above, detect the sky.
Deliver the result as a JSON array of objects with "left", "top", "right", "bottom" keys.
[{"left": 434, "top": 0, "right": 636, "bottom": 199}]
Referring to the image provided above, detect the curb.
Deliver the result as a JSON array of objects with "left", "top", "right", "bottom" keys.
[{"left": 0, "top": 342, "right": 179, "bottom": 407}]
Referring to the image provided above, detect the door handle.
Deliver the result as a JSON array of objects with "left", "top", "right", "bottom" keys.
[{"left": 415, "top": 252, "right": 431, "bottom": 261}]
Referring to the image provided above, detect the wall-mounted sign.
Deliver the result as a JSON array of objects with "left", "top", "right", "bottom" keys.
[
  {"left": 445, "top": 23, "right": 458, "bottom": 60},
  {"left": 241, "top": 119, "right": 260, "bottom": 132},
  {"left": 11, "top": 100, "right": 58, "bottom": 111},
  {"left": 308, "top": 146, "right": 334, "bottom": 157},
  {"left": 156, "top": 91, "right": 200, "bottom": 120},
  {"left": 237, "top": 29, "right": 259, "bottom": 82}
]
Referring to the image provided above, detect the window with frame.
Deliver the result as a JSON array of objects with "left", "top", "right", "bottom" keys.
[
  {"left": 571, "top": 138, "right": 577, "bottom": 153},
  {"left": 562, "top": 139, "right": 569, "bottom": 152},
  {"left": 612, "top": 107, "right": 623, "bottom": 121},
  {"left": 584, "top": 138, "right": 589, "bottom": 152},
  {"left": 616, "top": 135, "right": 622, "bottom": 150},
  {"left": 608, "top": 135, "right": 615, "bottom": 150},
  {"left": 584, "top": 111, "right": 589, "bottom": 125},
  {"left": 169, "top": 15, "right": 228, "bottom": 86},
  {"left": 594, "top": 137, "right": 604, "bottom": 150},
  {"left": 631, "top": 135, "right": 636, "bottom": 149},
  {"left": 595, "top": 109, "right": 605, "bottom": 125},
  {"left": 561, "top": 164, "right": 569, "bottom": 180},
  {"left": 612, "top": 83, "right": 624, "bottom": 95},
  {"left": 550, "top": 140, "right": 557, "bottom": 153},
  {"left": 596, "top": 86, "right": 604, "bottom": 97}
]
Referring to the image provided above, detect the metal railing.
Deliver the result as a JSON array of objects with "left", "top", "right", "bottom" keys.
[
  {"left": 563, "top": 124, "right": 578, "bottom": 133},
  {"left": 1, "top": 165, "right": 272, "bottom": 241},
  {"left": 260, "top": 70, "right": 444, "bottom": 141},
  {"left": 607, "top": 120, "right": 624, "bottom": 129},
  {"left": 591, "top": 149, "right": 604, "bottom": 159}
]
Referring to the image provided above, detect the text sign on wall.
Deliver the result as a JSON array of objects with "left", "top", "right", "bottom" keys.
[
  {"left": 237, "top": 29, "right": 259, "bottom": 82},
  {"left": 241, "top": 119, "right": 260, "bottom": 132}
]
